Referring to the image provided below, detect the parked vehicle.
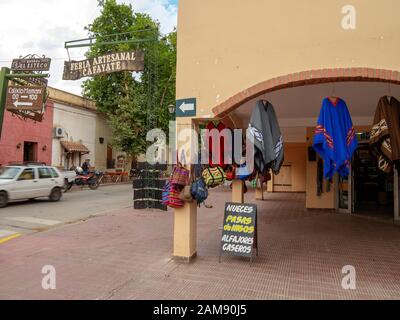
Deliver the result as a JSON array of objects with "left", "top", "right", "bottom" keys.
[
  {"left": 0, "top": 165, "right": 64, "bottom": 208},
  {"left": 63, "top": 168, "right": 103, "bottom": 192},
  {"left": 61, "top": 170, "right": 78, "bottom": 192}
]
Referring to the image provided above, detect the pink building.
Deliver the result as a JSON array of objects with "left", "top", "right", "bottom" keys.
[{"left": 0, "top": 101, "right": 53, "bottom": 166}]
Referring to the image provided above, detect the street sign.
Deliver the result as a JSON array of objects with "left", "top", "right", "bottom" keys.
[
  {"left": 11, "top": 58, "right": 51, "bottom": 72},
  {"left": 220, "top": 202, "right": 258, "bottom": 262},
  {"left": 6, "top": 86, "right": 44, "bottom": 111},
  {"left": 176, "top": 98, "right": 196, "bottom": 117},
  {"left": 62, "top": 51, "right": 145, "bottom": 80}
]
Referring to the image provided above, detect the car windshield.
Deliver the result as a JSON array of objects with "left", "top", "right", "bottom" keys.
[{"left": 0, "top": 167, "right": 21, "bottom": 179}]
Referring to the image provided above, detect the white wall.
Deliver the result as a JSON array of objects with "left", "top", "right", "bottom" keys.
[{"left": 52, "top": 102, "right": 97, "bottom": 168}]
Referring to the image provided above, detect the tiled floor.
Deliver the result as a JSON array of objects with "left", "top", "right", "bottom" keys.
[{"left": 0, "top": 188, "right": 399, "bottom": 300}]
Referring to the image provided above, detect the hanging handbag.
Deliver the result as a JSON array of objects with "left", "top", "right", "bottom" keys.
[
  {"left": 171, "top": 162, "right": 190, "bottom": 187},
  {"left": 162, "top": 181, "right": 184, "bottom": 208},
  {"left": 191, "top": 177, "right": 208, "bottom": 206},
  {"left": 202, "top": 166, "right": 226, "bottom": 188},
  {"left": 235, "top": 164, "right": 253, "bottom": 181},
  {"left": 180, "top": 185, "right": 194, "bottom": 202}
]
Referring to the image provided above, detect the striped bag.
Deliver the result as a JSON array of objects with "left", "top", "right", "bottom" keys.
[
  {"left": 162, "top": 181, "right": 184, "bottom": 208},
  {"left": 171, "top": 162, "right": 190, "bottom": 187}
]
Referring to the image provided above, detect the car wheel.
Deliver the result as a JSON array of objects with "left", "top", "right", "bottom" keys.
[
  {"left": 49, "top": 188, "right": 62, "bottom": 202},
  {"left": 0, "top": 191, "right": 8, "bottom": 208}
]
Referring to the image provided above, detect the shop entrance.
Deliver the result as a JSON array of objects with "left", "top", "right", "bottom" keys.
[
  {"left": 336, "top": 133, "right": 394, "bottom": 220},
  {"left": 352, "top": 139, "right": 394, "bottom": 220}
]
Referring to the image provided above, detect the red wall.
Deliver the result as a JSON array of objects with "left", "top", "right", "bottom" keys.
[{"left": 0, "top": 101, "right": 53, "bottom": 166}]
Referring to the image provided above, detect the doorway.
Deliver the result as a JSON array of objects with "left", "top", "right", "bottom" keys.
[
  {"left": 23, "top": 142, "right": 38, "bottom": 163},
  {"left": 352, "top": 141, "right": 394, "bottom": 221}
]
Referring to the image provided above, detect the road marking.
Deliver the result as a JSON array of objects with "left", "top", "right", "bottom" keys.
[
  {"left": 0, "top": 229, "right": 18, "bottom": 238},
  {"left": 5, "top": 217, "right": 62, "bottom": 226},
  {"left": 0, "top": 233, "right": 22, "bottom": 244}
]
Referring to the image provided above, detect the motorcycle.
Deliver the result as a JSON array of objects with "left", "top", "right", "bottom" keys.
[{"left": 64, "top": 168, "right": 103, "bottom": 192}]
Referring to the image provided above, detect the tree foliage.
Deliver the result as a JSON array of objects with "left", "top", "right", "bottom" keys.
[{"left": 83, "top": 0, "right": 176, "bottom": 156}]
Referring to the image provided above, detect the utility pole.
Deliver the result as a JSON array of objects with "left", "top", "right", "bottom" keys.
[{"left": 0, "top": 67, "right": 11, "bottom": 139}]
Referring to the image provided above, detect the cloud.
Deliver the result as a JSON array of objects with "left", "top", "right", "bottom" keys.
[{"left": 0, "top": 0, "right": 177, "bottom": 95}]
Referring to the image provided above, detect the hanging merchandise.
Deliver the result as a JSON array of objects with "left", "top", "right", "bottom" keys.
[
  {"left": 162, "top": 181, "right": 184, "bottom": 208},
  {"left": 313, "top": 97, "right": 358, "bottom": 179},
  {"left": 248, "top": 100, "right": 284, "bottom": 174},
  {"left": 202, "top": 166, "right": 226, "bottom": 188},
  {"left": 225, "top": 165, "right": 236, "bottom": 181},
  {"left": 205, "top": 121, "right": 233, "bottom": 169},
  {"left": 235, "top": 163, "right": 253, "bottom": 181},
  {"left": 370, "top": 96, "right": 400, "bottom": 173},
  {"left": 170, "top": 162, "right": 190, "bottom": 187},
  {"left": 317, "top": 157, "right": 324, "bottom": 196}
]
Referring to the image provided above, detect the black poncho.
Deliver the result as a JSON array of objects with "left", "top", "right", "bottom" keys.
[{"left": 248, "top": 100, "right": 284, "bottom": 174}]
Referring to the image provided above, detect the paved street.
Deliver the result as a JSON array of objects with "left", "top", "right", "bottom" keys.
[
  {"left": 0, "top": 184, "right": 132, "bottom": 241},
  {"left": 0, "top": 188, "right": 399, "bottom": 300}
]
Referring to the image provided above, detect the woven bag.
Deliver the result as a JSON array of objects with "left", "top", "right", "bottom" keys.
[
  {"left": 202, "top": 166, "right": 226, "bottom": 188},
  {"left": 171, "top": 162, "right": 190, "bottom": 186}
]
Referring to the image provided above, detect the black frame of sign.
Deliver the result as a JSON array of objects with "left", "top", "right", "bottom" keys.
[{"left": 219, "top": 202, "right": 258, "bottom": 264}]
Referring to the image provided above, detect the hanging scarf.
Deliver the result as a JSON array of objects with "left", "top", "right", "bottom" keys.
[{"left": 313, "top": 97, "right": 358, "bottom": 179}]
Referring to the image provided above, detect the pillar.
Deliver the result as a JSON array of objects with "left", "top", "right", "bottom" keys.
[
  {"left": 173, "top": 118, "right": 198, "bottom": 262},
  {"left": 255, "top": 182, "right": 264, "bottom": 200},
  {"left": 394, "top": 168, "right": 400, "bottom": 224},
  {"left": 232, "top": 180, "right": 244, "bottom": 203}
]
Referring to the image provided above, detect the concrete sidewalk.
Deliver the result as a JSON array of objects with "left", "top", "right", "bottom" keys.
[{"left": 0, "top": 188, "right": 399, "bottom": 300}]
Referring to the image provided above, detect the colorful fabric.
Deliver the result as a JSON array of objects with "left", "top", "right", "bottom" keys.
[
  {"left": 370, "top": 96, "right": 400, "bottom": 173},
  {"left": 205, "top": 121, "right": 233, "bottom": 169},
  {"left": 313, "top": 97, "right": 358, "bottom": 179}
]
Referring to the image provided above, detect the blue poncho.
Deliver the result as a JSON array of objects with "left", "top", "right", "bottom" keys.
[{"left": 313, "top": 97, "right": 358, "bottom": 179}]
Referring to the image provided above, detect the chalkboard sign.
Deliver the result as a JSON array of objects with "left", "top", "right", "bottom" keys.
[{"left": 219, "top": 202, "right": 258, "bottom": 262}]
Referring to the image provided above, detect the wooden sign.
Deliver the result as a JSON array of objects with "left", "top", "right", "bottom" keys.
[
  {"left": 220, "top": 202, "right": 258, "bottom": 262},
  {"left": 11, "top": 58, "right": 51, "bottom": 71},
  {"left": 62, "top": 51, "right": 145, "bottom": 80},
  {"left": 6, "top": 86, "right": 44, "bottom": 111}
]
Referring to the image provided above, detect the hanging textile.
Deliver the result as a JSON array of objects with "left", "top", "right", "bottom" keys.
[
  {"left": 313, "top": 97, "right": 358, "bottom": 179},
  {"left": 248, "top": 100, "right": 284, "bottom": 174},
  {"left": 205, "top": 121, "right": 233, "bottom": 169},
  {"left": 370, "top": 96, "right": 400, "bottom": 173}
]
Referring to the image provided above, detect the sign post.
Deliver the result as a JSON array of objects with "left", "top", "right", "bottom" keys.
[
  {"left": 219, "top": 202, "right": 258, "bottom": 263},
  {"left": 0, "top": 67, "right": 11, "bottom": 139},
  {"left": 0, "top": 54, "right": 51, "bottom": 137},
  {"left": 6, "top": 86, "right": 44, "bottom": 111}
]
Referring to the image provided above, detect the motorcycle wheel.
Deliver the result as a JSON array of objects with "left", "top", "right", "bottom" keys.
[
  {"left": 63, "top": 180, "right": 73, "bottom": 193},
  {"left": 89, "top": 179, "right": 100, "bottom": 190}
]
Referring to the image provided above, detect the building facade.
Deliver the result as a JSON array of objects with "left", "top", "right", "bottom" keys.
[
  {"left": 0, "top": 101, "right": 53, "bottom": 166},
  {"left": 173, "top": 0, "right": 400, "bottom": 261},
  {"left": 0, "top": 86, "right": 123, "bottom": 172}
]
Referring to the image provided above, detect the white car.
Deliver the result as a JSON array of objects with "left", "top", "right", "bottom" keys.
[{"left": 0, "top": 166, "right": 64, "bottom": 208}]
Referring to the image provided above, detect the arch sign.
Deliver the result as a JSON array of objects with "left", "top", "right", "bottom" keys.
[{"left": 62, "top": 51, "right": 145, "bottom": 80}]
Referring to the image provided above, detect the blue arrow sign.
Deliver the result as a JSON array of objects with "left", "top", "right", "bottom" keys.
[{"left": 176, "top": 98, "right": 196, "bottom": 117}]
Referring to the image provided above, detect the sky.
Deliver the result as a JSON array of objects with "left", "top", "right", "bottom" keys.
[{"left": 0, "top": 0, "right": 178, "bottom": 95}]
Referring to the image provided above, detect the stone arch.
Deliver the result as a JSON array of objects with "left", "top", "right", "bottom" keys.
[{"left": 212, "top": 67, "right": 400, "bottom": 118}]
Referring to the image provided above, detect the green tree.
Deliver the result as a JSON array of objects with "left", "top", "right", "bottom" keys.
[{"left": 83, "top": 0, "right": 176, "bottom": 156}]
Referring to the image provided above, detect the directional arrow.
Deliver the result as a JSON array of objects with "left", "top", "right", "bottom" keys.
[
  {"left": 13, "top": 100, "right": 33, "bottom": 108},
  {"left": 179, "top": 101, "right": 195, "bottom": 113}
]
